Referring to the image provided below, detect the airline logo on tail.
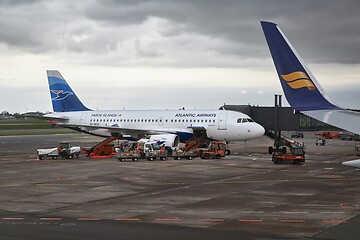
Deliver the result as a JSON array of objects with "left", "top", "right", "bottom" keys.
[
  {"left": 280, "top": 71, "right": 316, "bottom": 91},
  {"left": 51, "top": 90, "right": 74, "bottom": 100}
]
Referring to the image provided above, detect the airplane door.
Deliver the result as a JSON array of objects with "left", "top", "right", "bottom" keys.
[
  {"left": 218, "top": 113, "right": 227, "bottom": 130},
  {"left": 80, "top": 113, "right": 88, "bottom": 124}
]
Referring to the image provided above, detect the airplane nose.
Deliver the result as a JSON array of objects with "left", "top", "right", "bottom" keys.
[{"left": 255, "top": 124, "right": 265, "bottom": 137}]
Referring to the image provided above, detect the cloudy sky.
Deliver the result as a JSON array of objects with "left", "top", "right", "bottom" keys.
[{"left": 0, "top": 0, "right": 359, "bottom": 113}]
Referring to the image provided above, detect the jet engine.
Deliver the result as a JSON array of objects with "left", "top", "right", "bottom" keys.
[{"left": 148, "top": 134, "right": 180, "bottom": 148}]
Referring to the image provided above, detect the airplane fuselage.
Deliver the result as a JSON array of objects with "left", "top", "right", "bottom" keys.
[{"left": 45, "top": 109, "right": 265, "bottom": 142}]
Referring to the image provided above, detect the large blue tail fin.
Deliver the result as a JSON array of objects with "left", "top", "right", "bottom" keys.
[
  {"left": 47, "top": 70, "right": 90, "bottom": 112},
  {"left": 260, "top": 21, "right": 340, "bottom": 111}
]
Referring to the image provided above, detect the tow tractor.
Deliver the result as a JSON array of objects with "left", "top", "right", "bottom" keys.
[
  {"left": 37, "top": 142, "right": 81, "bottom": 160},
  {"left": 196, "top": 141, "right": 226, "bottom": 159}
]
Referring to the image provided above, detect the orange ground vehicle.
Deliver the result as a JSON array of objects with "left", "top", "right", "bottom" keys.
[
  {"left": 197, "top": 141, "right": 226, "bottom": 159},
  {"left": 272, "top": 145, "right": 305, "bottom": 164},
  {"left": 82, "top": 137, "right": 117, "bottom": 159}
]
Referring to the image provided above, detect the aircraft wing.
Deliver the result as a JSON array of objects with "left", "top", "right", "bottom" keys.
[
  {"left": 60, "top": 122, "right": 188, "bottom": 136},
  {"left": 303, "top": 110, "right": 360, "bottom": 135},
  {"left": 261, "top": 21, "right": 360, "bottom": 135}
]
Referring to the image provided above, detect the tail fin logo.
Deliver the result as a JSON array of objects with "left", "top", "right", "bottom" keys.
[
  {"left": 280, "top": 71, "right": 316, "bottom": 91},
  {"left": 51, "top": 90, "right": 74, "bottom": 100}
]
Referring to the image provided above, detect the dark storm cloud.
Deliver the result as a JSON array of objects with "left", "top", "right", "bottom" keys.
[
  {"left": 85, "top": 0, "right": 360, "bottom": 64},
  {"left": 0, "top": 0, "right": 359, "bottom": 64}
]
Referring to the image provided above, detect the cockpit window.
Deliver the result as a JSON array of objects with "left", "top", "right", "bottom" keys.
[{"left": 237, "top": 118, "right": 254, "bottom": 123}]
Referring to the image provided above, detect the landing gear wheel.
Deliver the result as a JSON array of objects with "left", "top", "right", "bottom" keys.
[{"left": 224, "top": 149, "right": 231, "bottom": 156}]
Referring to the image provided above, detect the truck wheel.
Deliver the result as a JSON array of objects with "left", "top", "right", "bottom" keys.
[
  {"left": 39, "top": 156, "right": 45, "bottom": 160},
  {"left": 215, "top": 154, "right": 221, "bottom": 159},
  {"left": 68, "top": 155, "right": 73, "bottom": 159},
  {"left": 52, "top": 156, "right": 57, "bottom": 160},
  {"left": 148, "top": 157, "right": 154, "bottom": 161},
  {"left": 187, "top": 156, "right": 192, "bottom": 160},
  {"left": 203, "top": 153, "right": 210, "bottom": 159},
  {"left": 118, "top": 158, "right": 125, "bottom": 162},
  {"left": 224, "top": 149, "right": 231, "bottom": 156},
  {"left": 133, "top": 158, "right": 138, "bottom": 162}
]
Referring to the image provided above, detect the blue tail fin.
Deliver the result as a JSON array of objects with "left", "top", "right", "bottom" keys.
[
  {"left": 260, "top": 21, "right": 339, "bottom": 111},
  {"left": 47, "top": 70, "right": 90, "bottom": 112}
]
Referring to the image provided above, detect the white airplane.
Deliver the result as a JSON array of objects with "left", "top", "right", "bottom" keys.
[
  {"left": 261, "top": 21, "right": 360, "bottom": 167},
  {"left": 43, "top": 70, "right": 265, "bottom": 150}
]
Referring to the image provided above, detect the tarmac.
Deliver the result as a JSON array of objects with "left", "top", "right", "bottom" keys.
[{"left": 0, "top": 132, "right": 359, "bottom": 240}]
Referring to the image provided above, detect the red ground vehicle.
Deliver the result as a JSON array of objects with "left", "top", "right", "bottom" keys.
[{"left": 315, "top": 132, "right": 339, "bottom": 139}]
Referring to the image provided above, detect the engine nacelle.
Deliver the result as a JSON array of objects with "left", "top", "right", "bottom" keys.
[{"left": 148, "top": 134, "right": 180, "bottom": 148}]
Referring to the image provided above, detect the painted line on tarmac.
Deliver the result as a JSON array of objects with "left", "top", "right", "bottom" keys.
[
  {"left": 154, "top": 218, "right": 182, "bottom": 221},
  {"left": 2, "top": 217, "right": 24, "bottom": 220},
  {"left": 198, "top": 218, "right": 224, "bottom": 222},
  {"left": 78, "top": 218, "right": 102, "bottom": 221},
  {"left": 0, "top": 217, "right": 351, "bottom": 223},
  {"left": 280, "top": 219, "right": 306, "bottom": 223},
  {"left": 238, "top": 219, "right": 264, "bottom": 222},
  {"left": 40, "top": 218, "right": 63, "bottom": 221},
  {"left": 116, "top": 218, "right": 141, "bottom": 221}
]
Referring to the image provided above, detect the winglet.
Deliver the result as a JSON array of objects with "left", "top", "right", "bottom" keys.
[
  {"left": 47, "top": 70, "right": 90, "bottom": 112},
  {"left": 260, "top": 21, "right": 340, "bottom": 111}
]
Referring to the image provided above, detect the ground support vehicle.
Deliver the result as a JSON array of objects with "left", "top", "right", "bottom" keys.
[
  {"left": 196, "top": 141, "right": 226, "bottom": 159},
  {"left": 267, "top": 134, "right": 305, "bottom": 165},
  {"left": 171, "top": 150, "right": 196, "bottom": 160},
  {"left": 316, "top": 138, "right": 326, "bottom": 146},
  {"left": 272, "top": 144, "right": 305, "bottom": 164},
  {"left": 315, "top": 132, "right": 339, "bottom": 139},
  {"left": 117, "top": 152, "right": 141, "bottom": 162},
  {"left": 37, "top": 143, "right": 81, "bottom": 160},
  {"left": 137, "top": 141, "right": 163, "bottom": 161},
  {"left": 291, "top": 131, "right": 304, "bottom": 138},
  {"left": 82, "top": 137, "right": 118, "bottom": 159}
]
